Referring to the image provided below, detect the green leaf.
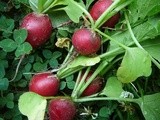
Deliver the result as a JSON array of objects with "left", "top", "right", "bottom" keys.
[
  {"left": 0, "top": 16, "right": 14, "bottom": 37},
  {"left": 52, "top": 51, "right": 62, "bottom": 59},
  {"left": 128, "top": 0, "right": 160, "bottom": 23},
  {"left": 136, "top": 93, "right": 160, "bottom": 120},
  {"left": 0, "top": 39, "right": 17, "bottom": 52},
  {"left": 15, "top": 42, "right": 32, "bottom": 57},
  {"left": 0, "top": 78, "right": 9, "bottom": 90},
  {"left": 29, "top": 0, "right": 38, "bottom": 12},
  {"left": 109, "top": 16, "right": 160, "bottom": 52},
  {"left": 63, "top": 0, "right": 83, "bottom": 23},
  {"left": 49, "top": 11, "right": 70, "bottom": 28},
  {"left": 99, "top": 107, "right": 109, "bottom": 117},
  {"left": 68, "top": 56, "right": 100, "bottom": 68},
  {"left": 117, "top": 48, "right": 152, "bottom": 83},
  {"left": 0, "top": 60, "right": 8, "bottom": 78},
  {"left": 33, "top": 62, "right": 47, "bottom": 72},
  {"left": 13, "top": 29, "right": 27, "bottom": 44},
  {"left": 49, "top": 58, "right": 59, "bottom": 68},
  {"left": 142, "top": 37, "right": 160, "bottom": 63},
  {"left": 67, "top": 81, "right": 75, "bottom": 90},
  {"left": 42, "top": 49, "right": 52, "bottom": 59},
  {"left": 6, "top": 101, "right": 14, "bottom": 109},
  {"left": 60, "top": 81, "right": 66, "bottom": 90},
  {"left": 66, "top": 75, "right": 74, "bottom": 82},
  {"left": 101, "top": 77, "right": 124, "bottom": 97},
  {"left": 18, "top": 92, "right": 47, "bottom": 120}
]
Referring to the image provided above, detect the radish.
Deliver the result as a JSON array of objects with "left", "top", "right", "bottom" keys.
[
  {"left": 81, "top": 72, "right": 104, "bottom": 96},
  {"left": 72, "top": 28, "right": 101, "bottom": 55},
  {"left": 48, "top": 98, "right": 76, "bottom": 120},
  {"left": 29, "top": 73, "right": 59, "bottom": 96},
  {"left": 20, "top": 12, "right": 52, "bottom": 48},
  {"left": 90, "top": 0, "right": 120, "bottom": 28}
]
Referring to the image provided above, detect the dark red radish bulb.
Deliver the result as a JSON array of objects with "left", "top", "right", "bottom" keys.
[
  {"left": 90, "top": 0, "right": 120, "bottom": 28},
  {"left": 20, "top": 12, "right": 52, "bottom": 48},
  {"left": 81, "top": 72, "right": 104, "bottom": 96},
  {"left": 29, "top": 73, "right": 59, "bottom": 96},
  {"left": 72, "top": 28, "right": 101, "bottom": 55},
  {"left": 49, "top": 98, "right": 76, "bottom": 120}
]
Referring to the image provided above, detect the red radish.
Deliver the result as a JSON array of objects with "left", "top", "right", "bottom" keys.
[
  {"left": 29, "top": 73, "right": 59, "bottom": 96},
  {"left": 72, "top": 28, "right": 101, "bottom": 55},
  {"left": 81, "top": 72, "right": 104, "bottom": 96},
  {"left": 20, "top": 12, "right": 52, "bottom": 48},
  {"left": 90, "top": 0, "right": 120, "bottom": 28},
  {"left": 49, "top": 98, "right": 76, "bottom": 120}
]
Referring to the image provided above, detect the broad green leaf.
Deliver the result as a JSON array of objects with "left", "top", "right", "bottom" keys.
[
  {"left": 0, "top": 78, "right": 9, "bottom": 90},
  {"left": 68, "top": 55, "right": 100, "bottom": 68},
  {"left": 15, "top": 42, "right": 32, "bottom": 57},
  {"left": 101, "top": 77, "right": 124, "bottom": 97},
  {"left": 49, "top": 11, "right": 70, "bottom": 28},
  {"left": 18, "top": 92, "right": 47, "bottom": 120},
  {"left": 109, "top": 16, "right": 160, "bottom": 52},
  {"left": 117, "top": 48, "right": 152, "bottom": 83},
  {"left": 142, "top": 37, "right": 160, "bottom": 63},
  {"left": 136, "top": 93, "right": 160, "bottom": 120},
  {"left": 13, "top": 29, "right": 27, "bottom": 44},
  {"left": 128, "top": 0, "right": 160, "bottom": 23},
  {"left": 0, "top": 39, "right": 17, "bottom": 52},
  {"left": 62, "top": 0, "right": 84, "bottom": 23}
]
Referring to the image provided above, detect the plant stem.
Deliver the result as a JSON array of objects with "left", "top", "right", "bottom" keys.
[
  {"left": 96, "top": 29, "right": 128, "bottom": 50},
  {"left": 78, "top": 61, "right": 109, "bottom": 97},
  {"left": 71, "top": 67, "right": 91, "bottom": 98},
  {"left": 9, "top": 54, "right": 25, "bottom": 82},
  {"left": 71, "top": 0, "right": 94, "bottom": 27},
  {"left": 94, "top": 0, "right": 133, "bottom": 28},
  {"left": 125, "top": 12, "right": 160, "bottom": 69},
  {"left": 99, "top": 47, "right": 124, "bottom": 59},
  {"left": 72, "top": 71, "right": 82, "bottom": 94},
  {"left": 94, "top": 0, "right": 121, "bottom": 29},
  {"left": 38, "top": 0, "right": 44, "bottom": 13},
  {"left": 74, "top": 96, "right": 137, "bottom": 103}
]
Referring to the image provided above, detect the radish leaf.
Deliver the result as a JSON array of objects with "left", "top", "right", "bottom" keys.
[
  {"left": 117, "top": 47, "right": 152, "bottom": 83},
  {"left": 136, "top": 93, "right": 160, "bottom": 120},
  {"left": 101, "top": 77, "right": 124, "bottom": 97},
  {"left": 18, "top": 92, "right": 47, "bottom": 120}
]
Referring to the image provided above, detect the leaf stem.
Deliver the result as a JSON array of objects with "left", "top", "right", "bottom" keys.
[
  {"left": 125, "top": 12, "right": 160, "bottom": 69},
  {"left": 71, "top": 67, "right": 91, "bottom": 98},
  {"left": 71, "top": 0, "right": 94, "bottom": 27},
  {"left": 94, "top": 0, "right": 121, "bottom": 29},
  {"left": 78, "top": 61, "right": 109, "bottom": 97},
  {"left": 96, "top": 29, "right": 128, "bottom": 50},
  {"left": 38, "top": 0, "right": 44, "bottom": 13},
  {"left": 9, "top": 54, "right": 25, "bottom": 82},
  {"left": 74, "top": 96, "right": 137, "bottom": 103}
]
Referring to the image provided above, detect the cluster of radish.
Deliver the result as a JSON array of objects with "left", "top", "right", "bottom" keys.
[{"left": 20, "top": 0, "right": 120, "bottom": 119}]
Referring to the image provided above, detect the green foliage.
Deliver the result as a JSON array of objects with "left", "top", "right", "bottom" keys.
[
  {"left": 1, "top": 0, "right": 160, "bottom": 120},
  {"left": 117, "top": 48, "right": 152, "bottom": 83},
  {"left": 136, "top": 93, "right": 160, "bottom": 120},
  {"left": 101, "top": 77, "right": 124, "bottom": 97},
  {"left": 18, "top": 92, "right": 47, "bottom": 120}
]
